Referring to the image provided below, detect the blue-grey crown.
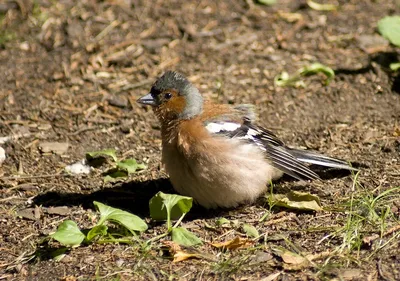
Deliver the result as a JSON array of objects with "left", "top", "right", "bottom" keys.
[{"left": 152, "top": 71, "right": 203, "bottom": 119}]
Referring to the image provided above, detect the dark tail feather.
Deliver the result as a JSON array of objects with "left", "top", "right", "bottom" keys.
[{"left": 289, "top": 149, "right": 359, "bottom": 171}]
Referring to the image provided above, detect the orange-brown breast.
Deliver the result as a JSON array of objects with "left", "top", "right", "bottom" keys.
[{"left": 174, "top": 102, "right": 236, "bottom": 156}]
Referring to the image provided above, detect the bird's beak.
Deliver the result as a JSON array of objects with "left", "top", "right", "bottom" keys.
[{"left": 137, "top": 93, "right": 157, "bottom": 106}]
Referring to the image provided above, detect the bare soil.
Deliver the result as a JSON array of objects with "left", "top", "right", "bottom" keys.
[{"left": 1, "top": 0, "right": 400, "bottom": 280}]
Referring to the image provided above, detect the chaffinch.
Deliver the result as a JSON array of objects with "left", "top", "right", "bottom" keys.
[{"left": 137, "top": 71, "right": 357, "bottom": 209}]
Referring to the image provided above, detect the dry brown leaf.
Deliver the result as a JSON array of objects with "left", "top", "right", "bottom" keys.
[
  {"left": 272, "top": 246, "right": 308, "bottom": 266},
  {"left": 281, "top": 251, "right": 308, "bottom": 265},
  {"left": 162, "top": 240, "right": 181, "bottom": 253},
  {"left": 162, "top": 241, "right": 204, "bottom": 263},
  {"left": 173, "top": 250, "right": 203, "bottom": 263},
  {"left": 211, "top": 237, "right": 253, "bottom": 250}
]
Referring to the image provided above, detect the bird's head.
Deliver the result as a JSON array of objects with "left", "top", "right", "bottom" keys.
[{"left": 137, "top": 71, "right": 203, "bottom": 121}]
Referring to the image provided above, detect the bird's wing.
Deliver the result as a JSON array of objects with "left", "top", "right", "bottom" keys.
[{"left": 203, "top": 109, "right": 320, "bottom": 181}]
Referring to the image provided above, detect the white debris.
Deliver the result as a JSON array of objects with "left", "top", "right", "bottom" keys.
[
  {"left": 0, "top": 146, "right": 5, "bottom": 165},
  {"left": 65, "top": 160, "right": 92, "bottom": 175}
]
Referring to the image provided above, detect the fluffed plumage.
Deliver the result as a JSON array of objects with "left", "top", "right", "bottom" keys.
[{"left": 137, "top": 71, "right": 358, "bottom": 208}]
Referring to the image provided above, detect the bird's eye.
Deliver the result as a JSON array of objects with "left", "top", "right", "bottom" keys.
[{"left": 164, "top": 93, "right": 172, "bottom": 100}]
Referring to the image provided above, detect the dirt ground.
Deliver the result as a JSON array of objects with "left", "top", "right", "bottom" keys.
[{"left": 1, "top": 0, "right": 400, "bottom": 280}]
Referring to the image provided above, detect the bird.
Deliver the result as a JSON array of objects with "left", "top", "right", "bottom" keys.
[{"left": 137, "top": 71, "right": 358, "bottom": 209}]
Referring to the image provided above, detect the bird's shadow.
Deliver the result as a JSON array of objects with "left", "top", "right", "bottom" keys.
[
  {"left": 32, "top": 178, "right": 228, "bottom": 220},
  {"left": 32, "top": 162, "right": 363, "bottom": 220}
]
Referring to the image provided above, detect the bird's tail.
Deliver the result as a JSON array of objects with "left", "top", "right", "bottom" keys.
[{"left": 289, "top": 149, "right": 359, "bottom": 171}]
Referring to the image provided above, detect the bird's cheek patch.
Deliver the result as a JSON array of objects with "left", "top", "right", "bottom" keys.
[{"left": 165, "top": 96, "right": 187, "bottom": 115}]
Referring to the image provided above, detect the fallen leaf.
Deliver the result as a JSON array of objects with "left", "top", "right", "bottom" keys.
[
  {"left": 162, "top": 241, "right": 182, "bottom": 252},
  {"left": 45, "top": 206, "right": 70, "bottom": 216},
  {"left": 272, "top": 246, "right": 308, "bottom": 265},
  {"left": 260, "top": 272, "right": 281, "bottom": 281},
  {"left": 39, "top": 142, "right": 70, "bottom": 155},
  {"left": 211, "top": 237, "right": 253, "bottom": 250},
  {"left": 173, "top": 250, "right": 203, "bottom": 263},
  {"left": 17, "top": 207, "right": 41, "bottom": 221},
  {"left": 339, "top": 268, "right": 363, "bottom": 280},
  {"left": 162, "top": 241, "right": 204, "bottom": 263},
  {"left": 242, "top": 224, "right": 259, "bottom": 238},
  {"left": 268, "top": 191, "right": 322, "bottom": 211},
  {"left": 216, "top": 217, "right": 230, "bottom": 227}
]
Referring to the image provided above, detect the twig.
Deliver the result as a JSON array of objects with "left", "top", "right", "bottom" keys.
[
  {"left": 363, "top": 223, "right": 400, "bottom": 245},
  {"left": 0, "top": 173, "right": 70, "bottom": 181}
]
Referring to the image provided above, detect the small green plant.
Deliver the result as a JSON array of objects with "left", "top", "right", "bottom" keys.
[
  {"left": 274, "top": 63, "right": 335, "bottom": 88},
  {"left": 86, "top": 149, "right": 146, "bottom": 181},
  {"left": 378, "top": 16, "right": 400, "bottom": 48},
  {"left": 378, "top": 16, "right": 400, "bottom": 71},
  {"left": 318, "top": 172, "right": 400, "bottom": 258},
  {"left": 50, "top": 201, "right": 148, "bottom": 247},
  {"left": 41, "top": 190, "right": 203, "bottom": 262},
  {"left": 149, "top": 192, "right": 202, "bottom": 246}
]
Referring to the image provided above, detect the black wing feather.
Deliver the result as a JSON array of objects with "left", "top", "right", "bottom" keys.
[{"left": 205, "top": 114, "right": 356, "bottom": 180}]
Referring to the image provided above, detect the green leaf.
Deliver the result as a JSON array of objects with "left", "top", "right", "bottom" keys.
[
  {"left": 299, "top": 63, "right": 335, "bottom": 85},
  {"left": 242, "top": 224, "right": 259, "bottom": 238},
  {"left": 307, "top": 0, "right": 337, "bottom": 11},
  {"left": 171, "top": 227, "right": 202, "bottom": 246},
  {"left": 94, "top": 201, "right": 148, "bottom": 232},
  {"left": 275, "top": 63, "right": 334, "bottom": 88},
  {"left": 103, "top": 168, "right": 128, "bottom": 182},
  {"left": 86, "top": 149, "right": 118, "bottom": 162},
  {"left": 390, "top": 62, "right": 400, "bottom": 71},
  {"left": 149, "top": 192, "right": 193, "bottom": 221},
  {"left": 268, "top": 191, "right": 322, "bottom": 211},
  {"left": 86, "top": 225, "right": 108, "bottom": 242},
  {"left": 216, "top": 218, "right": 230, "bottom": 226},
  {"left": 50, "top": 220, "right": 85, "bottom": 247},
  {"left": 378, "top": 16, "right": 400, "bottom": 47},
  {"left": 256, "top": 0, "right": 276, "bottom": 5},
  {"left": 117, "top": 159, "right": 147, "bottom": 174}
]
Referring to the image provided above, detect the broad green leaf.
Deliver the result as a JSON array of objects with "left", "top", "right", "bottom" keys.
[
  {"left": 378, "top": 16, "right": 400, "bottom": 47},
  {"left": 103, "top": 169, "right": 128, "bottom": 182},
  {"left": 86, "top": 149, "right": 118, "bottom": 162},
  {"left": 242, "top": 224, "right": 259, "bottom": 238},
  {"left": 94, "top": 201, "right": 148, "bottom": 232},
  {"left": 256, "top": 0, "right": 276, "bottom": 5},
  {"left": 299, "top": 63, "right": 335, "bottom": 85},
  {"left": 171, "top": 227, "right": 202, "bottom": 246},
  {"left": 86, "top": 225, "right": 108, "bottom": 242},
  {"left": 268, "top": 191, "right": 322, "bottom": 211},
  {"left": 50, "top": 220, "right": 85, "bottom": 247},
  {"left": 390, "top": 62, "right": 400, "bottom": 71},
  {"left": 149, "top": 192, "right": 193, "bottom": 221},
  {"left": 307, "top": 0, "right": 337, "bottom": 11},
  {"left": 117, "top": 159, "right": 147, "bottom": 174}
]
